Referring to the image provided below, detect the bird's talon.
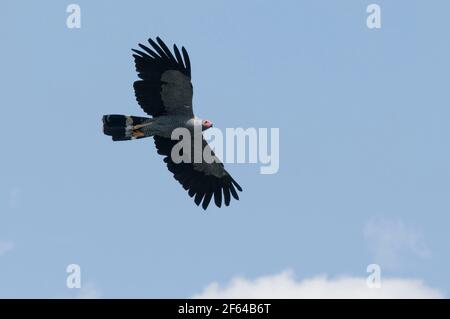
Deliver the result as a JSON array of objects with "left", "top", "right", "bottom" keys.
[{"left": 132, "top": 130, "right": 145, "bottom": 138}]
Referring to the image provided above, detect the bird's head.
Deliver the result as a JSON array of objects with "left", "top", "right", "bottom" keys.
[{"left": 201, "top": 119, "right": 213, "bottom": 131}]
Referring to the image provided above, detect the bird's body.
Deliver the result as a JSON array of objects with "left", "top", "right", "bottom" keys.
[{"left": 102, "top": 37, "right": 242, "bottom": 209}]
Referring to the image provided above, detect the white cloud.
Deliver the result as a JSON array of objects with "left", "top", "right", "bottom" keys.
[
  {"left": 193, "top": 270, "right": 443, "bottom": 299},
  {"left": 52, "top": 283, "right": 102, "bottom": 299},
  {"left": 0, "top": 241, "right": 14, "bottom": 256},
  {"left": 364, "top": 217, "right": 429, "bottom": 269},
  {"left": 76, "top": 283, "right": 102, "bottom": 299}
]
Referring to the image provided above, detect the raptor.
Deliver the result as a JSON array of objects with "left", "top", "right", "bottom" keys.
[{"left": 102, "top": 37, "right": 242, "bottom": 210}]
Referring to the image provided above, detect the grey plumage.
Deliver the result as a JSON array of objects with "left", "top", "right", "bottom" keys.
[{"left": 102, "top": 37, "right": 242, "bottom": 209}]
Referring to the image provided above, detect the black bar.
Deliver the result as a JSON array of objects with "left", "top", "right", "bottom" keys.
[{"left": 0, "top": 299, "right": 447, "bottom": 317}]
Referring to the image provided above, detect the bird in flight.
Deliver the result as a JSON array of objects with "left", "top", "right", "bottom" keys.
[{"left": 102, "top": 37, "right": 242, "bottom": 210}]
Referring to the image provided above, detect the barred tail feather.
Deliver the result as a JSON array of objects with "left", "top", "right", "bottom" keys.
[{"left": 102, "top": 114, "right": 150, "bottom": 141}]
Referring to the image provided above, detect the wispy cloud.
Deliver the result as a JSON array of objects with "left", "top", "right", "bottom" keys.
[
  {"left": 193, "top": 270, "right": 443, "bottom": 299},
  {"left": 0, "top": 241, "right": 14, "bottom": 256},
  {"left": 8, "top": 187, "right": 21, "bottom": 209},
  {"left": 364, "top": 217, "right": 429, "bottom": 269}
]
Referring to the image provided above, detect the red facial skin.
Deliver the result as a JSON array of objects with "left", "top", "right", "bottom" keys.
[{"left": 203, "top": 120, "right": 213, "bottom": 129}]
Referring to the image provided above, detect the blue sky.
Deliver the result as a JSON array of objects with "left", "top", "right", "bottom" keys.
[{"left": 0, "top": 0, "right": 449, "bottom": 298}]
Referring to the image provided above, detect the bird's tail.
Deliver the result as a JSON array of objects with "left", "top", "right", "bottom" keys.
[{"left": 102, "top": 114, "right": 151, "bottom": 141}]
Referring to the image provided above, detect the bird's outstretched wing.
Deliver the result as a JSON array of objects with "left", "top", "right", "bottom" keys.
[
  {"left": 154, "top": 136, "right": 243, "bottom": 210},
  {"left": 132, "top": 37, "right": 193, "bottom": 117}
]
